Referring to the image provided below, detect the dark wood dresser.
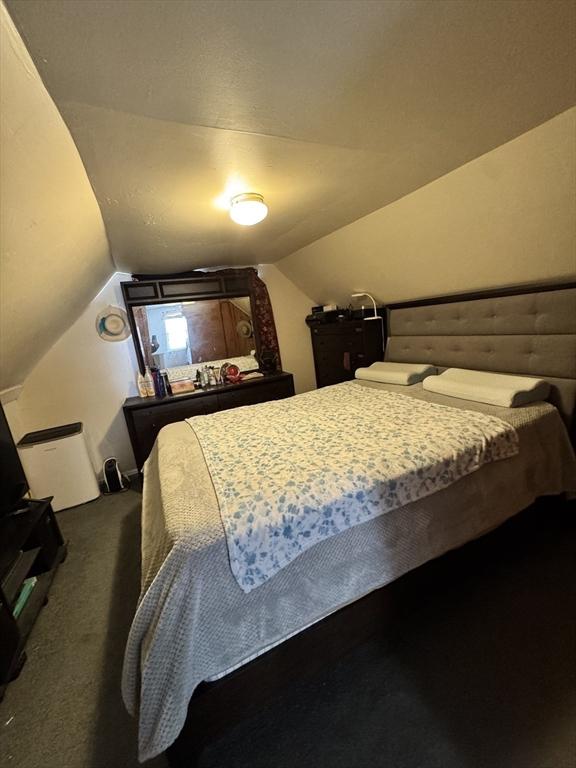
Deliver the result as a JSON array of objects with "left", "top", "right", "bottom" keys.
[
  {"left": 306, "top": 315, "right": 385, "bottom": 388},
  {"left": 123, "top": 372, "right": 295, "bottom": 470}
]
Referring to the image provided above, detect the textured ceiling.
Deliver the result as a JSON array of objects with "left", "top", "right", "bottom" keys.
[{"left": 6, "top": 0, "right": 576, "bottom": 273}]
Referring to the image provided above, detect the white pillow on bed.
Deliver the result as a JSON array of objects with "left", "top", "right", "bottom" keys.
[
  {"left": 355, "top": 361, "right": 437, "bottom": 386},
  {"left": 422, "top": 368, "right": 550, "bottom": 407}
]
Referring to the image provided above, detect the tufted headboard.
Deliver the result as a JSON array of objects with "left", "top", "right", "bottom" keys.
[{"left": 385, "top": 282, "right": 576, "bottom": 436}]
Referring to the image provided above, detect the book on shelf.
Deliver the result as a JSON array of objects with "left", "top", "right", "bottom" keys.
[{"left": 13, "top": 576, "right": 37, "bottom": 619}]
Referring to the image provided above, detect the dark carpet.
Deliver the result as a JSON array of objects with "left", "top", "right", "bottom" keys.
[
  {"left": 0, "top": 485, "right": 167, "bottom": 768},
  {"left": 0, "top": 490, "right": 574, "bottom": 768}
]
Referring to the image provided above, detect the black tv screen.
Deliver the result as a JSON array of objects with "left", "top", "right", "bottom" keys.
[{"left": 0, "top": 402, "right": 29, "bottom": 516}]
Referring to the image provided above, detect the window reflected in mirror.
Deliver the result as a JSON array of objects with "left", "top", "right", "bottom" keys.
[{"left": 133, "top": 297, "right": 258, "bottom": 379}]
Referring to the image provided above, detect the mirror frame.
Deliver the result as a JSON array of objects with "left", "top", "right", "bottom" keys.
[{"left": 121, "top": 273, "right": 262, "bottom": 376}]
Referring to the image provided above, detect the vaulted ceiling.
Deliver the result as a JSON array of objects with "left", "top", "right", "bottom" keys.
[
  {"left": 1, "top": 0, "right": 575, "bottom": 392},
  {"left": 0, "top": 3, "right": 112, "bottom": 391},
  {"left": 6, "top": 0, "right": 576, "bottom": 273}
]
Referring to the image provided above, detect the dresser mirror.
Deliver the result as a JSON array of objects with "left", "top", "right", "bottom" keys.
[
  {"left": 132, "top": 297, "right": 257, "bottom": 379},
  {"left": 121, "top": 271, "right": 280, "bottom": 379}
]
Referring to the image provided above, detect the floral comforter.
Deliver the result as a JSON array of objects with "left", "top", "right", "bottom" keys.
[{"left": 188, "top": 381, "right": 519, "bottom": 592}]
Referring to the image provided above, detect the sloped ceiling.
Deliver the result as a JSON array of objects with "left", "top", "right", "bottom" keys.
[
  {"left": 6, "top": 0, "right": 576, "bottom": 273},
  {"left": 277, "top": 107, "right": 576, "bottom": 307},
  {"left": 0, "top": 3, "right": 113, "bottom": 391}
]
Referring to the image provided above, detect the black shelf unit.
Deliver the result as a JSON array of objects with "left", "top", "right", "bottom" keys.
[
  {"left": 306, "top": 311, "right": 386, "bottom": 388},
  {"left": 0, "top": 498, "right": 66, "bottom": 700}
]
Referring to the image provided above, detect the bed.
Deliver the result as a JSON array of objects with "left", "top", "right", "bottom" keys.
[{"left": 122, "top": 282, "right": 576, "bottom": 765}]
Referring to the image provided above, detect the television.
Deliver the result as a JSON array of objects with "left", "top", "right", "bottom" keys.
[{"left": 0, "top": 402, "right": 29, "bottom": 516}]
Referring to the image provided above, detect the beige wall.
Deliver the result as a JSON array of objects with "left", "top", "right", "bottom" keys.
[
  {"left": 6, "top": 273, "right": 139, "bottom": 474},
  {"left": 258, "top": 264, "right": 316, "bottom": 394},
  {"left": 277, "top": 108, "right": 576, "bottom": 306},
  {"left": 0, "top": 3, "right": 113, "bottom": 390}
]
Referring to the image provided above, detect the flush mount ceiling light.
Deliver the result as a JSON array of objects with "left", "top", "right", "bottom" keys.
[{"left": 229, "top": 193, "right": 268, "bottom": 226}]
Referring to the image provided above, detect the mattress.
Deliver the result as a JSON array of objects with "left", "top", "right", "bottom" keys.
[{"left": 122, "top": 381, "right": 576, "bottom": 761}]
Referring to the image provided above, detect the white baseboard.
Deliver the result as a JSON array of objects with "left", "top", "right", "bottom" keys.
[{"left": 0, "top": 385, "right": 23, "bottom": 404}]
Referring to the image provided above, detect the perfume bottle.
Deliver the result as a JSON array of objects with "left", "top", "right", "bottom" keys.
[
  {"left": 160, "top": 370, "right": 173, "bottom": 396},
  {"left": 150, "top": 367, "right": 166, "bottom": 398},
  {"left": 137, "top": 372, "right": 147, "bottom": 397},
  {"left": 144, "top": 368, "right": 155, "bottom": 397}
]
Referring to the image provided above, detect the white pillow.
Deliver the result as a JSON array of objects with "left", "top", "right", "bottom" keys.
[
  {"left": 423, "top": 368, "right": 550, "bottom": 407},
  {"left": 355, "top": 361, "right": 437, "bottom": 386}
]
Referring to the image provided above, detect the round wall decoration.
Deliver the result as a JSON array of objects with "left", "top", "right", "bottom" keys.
[
  {"left": 236, "top": 319, "right": 253, "bottom": 338},
  {"left": 96, "top": 305, "right": 131, "bottom": 342}
]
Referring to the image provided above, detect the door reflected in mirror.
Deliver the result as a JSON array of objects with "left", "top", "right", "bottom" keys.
[{"left": 133, "top": 297, "right": 257, "bottom": 379}]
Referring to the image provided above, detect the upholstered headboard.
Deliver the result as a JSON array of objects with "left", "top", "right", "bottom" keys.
[{"left": 385, "top": 283, "right": 576, "bottom": 435}]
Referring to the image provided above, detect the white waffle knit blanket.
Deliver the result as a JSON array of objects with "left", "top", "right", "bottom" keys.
[{"left": 188, "top": 382, "right": 519, "bottom": 592}]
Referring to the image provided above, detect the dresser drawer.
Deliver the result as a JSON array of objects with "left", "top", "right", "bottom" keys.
[
  {"left": 309, "top": 318, "right": 384, "bottom": 389},
  {"left": 124, "top": 373, "right": 295, "bottom": 469},
  {"left": 313, "top": 333, "right": 365, "bottom": 356},
  {"left": 129, "top": 398, "right": 216, "bottom": 468},
  {"left": 312, "top": 323, "right": 364, "bottom": 336},
  {"left": 217, "top": 379, "right": 292, "bottom": 411},
  {"left": 132, "top": 397, "right": 213, "bottom": 434}
]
